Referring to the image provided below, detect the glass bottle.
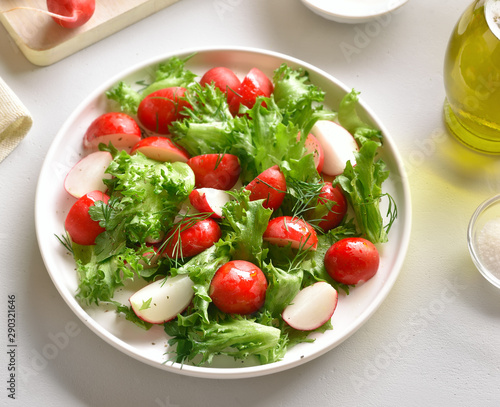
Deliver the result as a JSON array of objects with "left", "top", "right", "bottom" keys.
[{"left": 443, "top": 0, "right": 500, "bottom": 154}]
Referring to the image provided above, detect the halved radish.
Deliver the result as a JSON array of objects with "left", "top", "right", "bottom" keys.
[
  {"left": 187, "top": 154, "right": 241, "bottom": 190},
  {"left": 129, "top": 274, "right": 194, "bottom": 324},
  {"left": 130, "top": 136, "right": 190, "bottom": 163},
  {"left": 304, "top": 133, "right": 325, "bottom": 173},
  {"left": 161, "top": 218, "right": 222, "bottom": 259},
  {"left": 282, "top": 282, "right": 338, "bottom": 331},
  {"left": 263, "top": 216, "right": 318, "bottom": 251},
  {"left": 229, "top": 68, "right": 273, "bottom": 115},
  {"left": 245, "top": 165, "right": 286, "bottom": 210},
  {"left": 137, "top": 87, "right": 191, "bottom": 134},
  {"left": 83, "top": 112, "right": 142, "bottom": 153},
  {"left": 189, "top": 188, "right": 231, "bottom": 218},
  {"left": 139, "top": 246, "right": 161, "bottom": 269},
  {"left": 145, "top": 231, "right": 165, "bottom": 245},
  {"left": 311, "top": 120, "right": 359, "bottom": 176},
  {"left": 199, "top": 67, "right": 241, "bottom": 104},
  {"left": 316, "top": 182, "right": 347, "bottom": 232},
  {"left": 64, "top": 190, "right": 110, "bottom": 246},
  {"left": 64, "top": 151, "right": 113, "bottom": 199}
]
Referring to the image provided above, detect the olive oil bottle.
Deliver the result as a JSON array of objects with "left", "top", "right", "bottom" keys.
[{"left": 444, "top": 0, "right": 500, "bottom": 154}]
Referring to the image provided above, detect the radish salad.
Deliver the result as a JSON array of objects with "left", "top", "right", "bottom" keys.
[{"left": 59, "top": 55, "right": 396, "bottom": 366}]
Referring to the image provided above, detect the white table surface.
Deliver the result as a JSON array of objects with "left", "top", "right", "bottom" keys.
[{"left": 1, "top": 0, "right": 500, "bottom": 406}]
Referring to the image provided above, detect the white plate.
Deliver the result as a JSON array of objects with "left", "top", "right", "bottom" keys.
[
  {"left": 35, "top": 46, "right": 411, "bottom": 379},
  {"left": 302, "top": 0, "right": 409, "bottom": 24}
]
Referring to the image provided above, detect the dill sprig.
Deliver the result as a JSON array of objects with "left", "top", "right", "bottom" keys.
[
  {"left": 286, "top": 178, "right": 324, "bottom": 219},
  {"left": 55, "top": 233, "right": 73, "bottom": 254}
]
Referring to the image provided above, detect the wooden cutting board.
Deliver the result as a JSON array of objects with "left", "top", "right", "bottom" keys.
[{"left": 0, "top": 0, "right": 181, "bottom": 66}]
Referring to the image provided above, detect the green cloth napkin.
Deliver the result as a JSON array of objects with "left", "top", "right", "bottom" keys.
[{"left": 0, "top": 77, "right": 33, "bottom": 163}]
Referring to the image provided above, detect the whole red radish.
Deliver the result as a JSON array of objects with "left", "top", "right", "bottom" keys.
[
  {"left": 245, "top": 165, "right": 286, "bottom": 210},
  {"left": 187, "top": 154, "right": 241, "bottom": 190},
  {"left": 64, "top": 190, "right": 109, "bottom": 246},
  {"left": 83, "top": 112, "right": 141, "bottom": 153},
  {"left": 209, "top": 260, "right": 267, "bottom": 315},
  {"left": 315, "top": 182, "right": 347, "bottom": 232},
  {"left": 229, "top": 68, "right": 273, "bottom": 115},
  {"left": 47, "top": 0, "right": 95, "bottom": 29},
  {"left": 200, "top": 67, "right": 241, "bottom": 103},
  {"left": 263, "top": 216, "right": 318, "bottom": 251},
  {"left": 324, "top": 237, "right": 380, "bottom": 285},
  {"left": 137, "top": 87, "right": 191, "bottom": 134},
  {"left": 130, "top": 136, "right": 190, "bottom": 163},
  {"left": 162, "top": 218, "right": 221, "bottom": 259}
]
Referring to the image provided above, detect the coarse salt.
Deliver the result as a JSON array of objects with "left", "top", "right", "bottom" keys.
[{"left": 476, "top": 217, "right": 500, "bottom": 279}]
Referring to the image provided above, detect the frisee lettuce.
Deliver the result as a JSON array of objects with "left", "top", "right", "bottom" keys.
[
  {"left": 336, "top": 90, "right": 396, "bottom": 243},
  {"left": 74, "top": 152, "right": 195, "bottom": 305}
]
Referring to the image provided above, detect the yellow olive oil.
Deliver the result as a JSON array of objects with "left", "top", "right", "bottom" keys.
[{"left": 444, "top": 0, "right": 500, "bottom": 154}]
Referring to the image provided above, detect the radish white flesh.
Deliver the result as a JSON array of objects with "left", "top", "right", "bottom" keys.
[
  {"left": 282, "top": 282, "right": 338, "bottom": 331},
  {"left": 130, "top": 137, "right": 190, "bottom": 163},
  {"left": 83, "top": 133, "right": 142, "bottom": 153},
  {"left": 189, "top": 188, "right": 232, "bottom": 218},
  {"left": 133, "top": 145, "right": 188, "bottom": 163},
  {"left": 311, "top": 120, "right": 359, "bottom": 176},
  {"left": 64, "top": 151, "right": 113, "bottom": 198},
  {"left": 129, "top": 274, "right": 194, "bottom": 324}
]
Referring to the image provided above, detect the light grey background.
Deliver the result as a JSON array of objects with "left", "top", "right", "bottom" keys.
[{"left": 1, "top": 0, "right": 499, "bottom": 406}]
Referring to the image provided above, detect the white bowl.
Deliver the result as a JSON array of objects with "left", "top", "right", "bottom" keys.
[
  {"left": 468, "top": 194, "right": 500, "bottom": 289},
  {"left": 302, "top": 0, "right": 409, "bottom": 24},
  {"left": 35, "top": 46, "right": 412, "bottom": 379}
]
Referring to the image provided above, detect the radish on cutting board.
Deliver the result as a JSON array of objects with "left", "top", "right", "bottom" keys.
[
  {"left": 189, "top": 188, "right": 232, "bottom": 218},
  {"left": 311, "top": 120, "right": 359, "bottom": 176},
  {"left": 130, "top": 136, "right": 190, "bottom": 163},
  {"left": 83, "top": 112, "right": 142, "bottom": 153},
  {"left": 282, "top": 282, "right": 338, "bottom": 331},
  {"left": 64, "top": 151, "right": 113, "bottom": 199},
  {"left": 129, "top": 274, "right": 194, "bottom": 324},
  {"left": 47, "top": 0, "right": 96, "bottom": 28},
  {"left": 2, "top": 0, "right": 95, "bottom": 29}
]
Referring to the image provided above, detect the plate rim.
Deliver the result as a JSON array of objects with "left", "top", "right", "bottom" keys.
[{"left": 34, "top": 45, "right": 412, "bottom": 379}]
